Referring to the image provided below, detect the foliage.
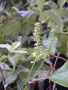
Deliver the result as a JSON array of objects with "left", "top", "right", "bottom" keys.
[
  {"left": 49, "top": 61, "right": 68, "bottom": 87},
  {"left": 0, "top": 0, "right": 68, "bottom": 90}
]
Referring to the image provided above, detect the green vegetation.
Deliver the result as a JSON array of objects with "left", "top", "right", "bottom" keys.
[{"left": 0, "top": 0, "right": 68, "bottom": 90}]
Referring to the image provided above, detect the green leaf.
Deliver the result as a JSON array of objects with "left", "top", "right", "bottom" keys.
[
  {"left": 36, "top": 0, "right": 45, "bottom": 11},
  {"left": 56, "top": 9, "right": 68, "bottom": 17},
  {"left": 56, "top": 34, "right": 68, "bottom": 54},
  {"left": 49, "top": 2, "right": 58, "bottom": 9},
  {"left": 67, "top": 41, "right": 68, "bottom": 57},
  {"left": 5, "top": 71, "right": 19, "bottom": 84},
  {"left": 67, "top": 41, "right": 68, "bottom": 51},
  {"left": 8, "top": 55, "right": 15, "bottom": 67},
  {"left": 0, "top": 69, "right": 21, "bottom": 84},
  {"left": 47, "top": 10, "right": 63, "bottom": 32},
  {"left": 66, "top": 0, "right": 68, "bottom": 3},
  {"left": 4, "top": 1, "right": 13, "bottom": 10},
  {"left": 54, "top": 25, "right": 62, "bottom": 33},
  {"left": 14, "top": 53, "right": 24, "bottom": 67},
  {"left": 58, "top": 0, "right": 66, "bottom": 8},
  {"left": 0, "top": 32, "right": 4, "bottom": 43},
  {"left": 0, "top": 44, "right": 11, "bottom": 51},
  {"left": 0, "top": 62, "right": 11, "bottom": 70},
  {"left": 48, "top": 61, "right": 68, "bottom": 87},
  {"left": 10, "top": 41, "right": 21, "bottom": 51},
  {"left": 21, "top": 22, "right": 31, "bottom": 35},
  {"left": 17, "top": 77, "right": 29, "bottom": 90},
  {"left": 0, "top": 55, "right": 7, "bottom": 62},
  {"left": 39, "top": 12, "right": 47, "bottom": 23},
  {"left": 16, "top": 77, "right": 24, "bottom": 90},
  {"left": 2, "top": 19, "right": 21, "bottom": 36},
  {"left": 8, "top": 53, "right": 23, "bottom": 68}
]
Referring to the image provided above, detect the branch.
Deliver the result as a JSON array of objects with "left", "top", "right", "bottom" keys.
[
  {"left": 0, "top": 66, "right": 14, "bottom": 90},
  {"left": 20, "top": 83, "right": 26, "bottom": 90},
  {"left": 0, "top": 66, "right": 6, "bottom": 90},
  {"left": 52, "top": 52, "right": 60, "bottom": 72},
  {"left": 54, "top": 55, "right": 67, "bottom": 61}
]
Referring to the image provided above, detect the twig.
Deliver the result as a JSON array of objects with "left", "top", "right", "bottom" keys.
[
  {"left": 54, "top": 55, "right": 67, "bottom": 61},
  {"left": 6, "top": 86, "right": 14, "bottom": 90},
  {"left": 0, "top": 66, "right": 14, "bottom": 90},
  {"left": 52, "top": 52, "right": 60, "bottom": 72},
  {"left": 49, "top": 81, "right": 52, "bottom": 90},
  {"left": 0, "top": 66, "right": 7, "bottom": 90},
  {"left": 20, "top": 83, "right": 26, "bottom": 90},
  {"left": 53, "top": 83, "right": 56, "bottom": 90}
]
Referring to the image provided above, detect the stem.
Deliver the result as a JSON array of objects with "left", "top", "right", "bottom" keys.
[
  {"left": 30, "top": 60, "right": 44, "bottom": 80},
  {"left": 0, "top": 66, "right": 6, "bottom": 90},
  {"left": 49, "top": 81, "right": 52, "bottom": 90},
  {"left": 54, "top": 55, "right": 67, "bottom": 61},
  {"left": 6, "top": 86, "right": 13, "bottom": 90},
  {"left": 20, "top": 59, "right": 37, "bottom": 90},
  {"left": 52, "top": 83, "right": 56, "bottom": 90},
  {"left": 20, "top": 83, "right": 26, "bottom": 90},
  {"left": 52, "top": 52, "right": 60, "bottom": 72},
  {"left": 62, "top": 32, "right": 68, "bottom": 35},
  {"left": 26, "top": 59, "right": 36, "bottom": 82}
]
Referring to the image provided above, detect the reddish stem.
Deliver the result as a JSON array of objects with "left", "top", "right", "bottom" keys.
[{"left": 52, "top": 52, "right": 60, "bottom": 72}]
